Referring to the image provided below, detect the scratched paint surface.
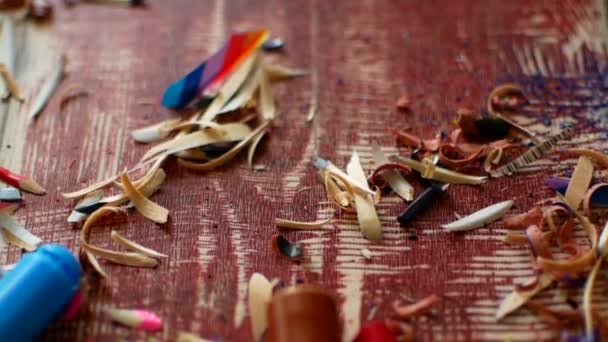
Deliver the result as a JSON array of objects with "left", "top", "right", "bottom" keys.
[{"left": 0, "top": 0, "right": 605, "bottom": 341}]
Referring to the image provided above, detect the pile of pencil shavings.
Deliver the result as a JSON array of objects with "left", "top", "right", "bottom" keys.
[
  {"left": 313, "top": 84, "right": 574, "bottom": 243},
  {"left": 60, "top": 29, "right": 306, "bottom": 277}
]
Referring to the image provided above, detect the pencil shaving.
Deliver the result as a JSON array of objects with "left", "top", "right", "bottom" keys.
[
  {"left": 0, "top": 213, "right": 41, "bottom": 251},
  {"left": 275, "top": 215, "right": 333, "bottom": 230},
  {"left": 371, "top": 144, "right": 414, "bottom": 201},
  {"left": 247, "top": 130, "right": 267, "bottom": 168},
  {"left": 178, "top": 121, "right": 270, "bottom": 171},
  {"left": 564, "top": 156, "right": 593, "bottom": 209},
  {"left": 132, "top": 118, "right": 182, "bottom": 144},
  {"left": 111, "top": 231, "right": 167, "bottom": 258},
  {"left": 346, "top": 151, "right": 382, "bottom": 241},
  {"left": 263, "top": 64, "right": 307, "bottom": 81},
  {"left": 259, "top": 68, "right": 276, "bottom": 120},
  {"left": 28, "top": 55, "right": 66, "bottom": 122},
  {"left": 248, "top": 273, "right": 272, "bottom": 341},
  {"left": 139, "top": 123, "right": 252, "bottom": 163},
  {"left": 394, "top": 156, "right": 487, "bottom": 184},
  {"left": 121, "top": 173, "right": 168, "bottom": 224}
]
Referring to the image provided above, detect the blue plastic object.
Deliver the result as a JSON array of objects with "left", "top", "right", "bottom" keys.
[{"left": 0, "top": 244, "right": 82, "bottom": 341}]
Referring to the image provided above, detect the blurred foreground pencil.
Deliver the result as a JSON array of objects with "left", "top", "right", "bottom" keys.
[{"left": 0, "top": 167, "right": 45, "bottom": 195}]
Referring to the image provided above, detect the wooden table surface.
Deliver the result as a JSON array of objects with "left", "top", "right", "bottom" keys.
[{"left": 0, "top": 0, "right": 607, "bottom": 341}]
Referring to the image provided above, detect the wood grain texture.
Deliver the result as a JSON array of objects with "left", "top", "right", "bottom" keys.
[{"left": 0, "top": 0, "right": 606, "bottom": 340}]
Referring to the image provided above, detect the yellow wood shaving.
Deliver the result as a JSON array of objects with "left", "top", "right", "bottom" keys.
[
  {"left": 483, "top": 147, "right": 503, "bottom": 173},
  {"left": 139, "top": 123, "right": 253, "bottom": 163},
  {"left": 346, "top": 151, "right": 382, "bottom": 241},
  {"left": 111, "top": 231, "right": 167, "bottom": 259},
  {"left": 275, "top": 214, "right": 333, "bottom": 230},
  {"left": 248, "top": 273, "right": 272, "bottom": 341},
  {"left": 178, "top": 121, "right": 270, "bottom": 171},
  {"left": 218, "top": 68, "right": 261, "bottom": 115},
  {"left": 571, "top": 148, "right": 608, "bottom": 169},
  {"left": 247, "top": 130, "right": 267, "bottom": 168},
  {"left": 108, "top": 168, "right": 166, "bottom": 208},
  {"left": 86, "top": 250, "right": 107, "bottom": 278},
  {"left": 322, "top": 171, "right": 355, "bottom": 211},
  {"left": 421, "top": 160, "right": 436, "bottom": 179},
  {"left": 62, "top": 175, "right": 120, "bottom": 199},
  {"left": 177, "top": 332, "right": 214, "bottom": 342},
  {"left": 495, "top": 272, "right": 555, "bottom": 321},
  {"left": 80, "top": 207, "right": 158, "bottom": 277},
  {"left": 0, "top": 63, "right": 23, "bottom": 101},
  {"left": 0, "top": 213, "right": 41, "bottom": 251},
  {"left": 263, "top": 64, "right": 307, "bottom": 81},
  {"left": 395, "top": 156, "right": 487, "bottom": 184},
  {"left": 583, "top": 256, "right": 603, "bottom": 340},
  {"left": 131, "top": 118, "right": 182, "bottom": 144},
  {"left": 371, "top": 144, "right": 414, "bottom": 201},
  {"left": 565, "top": 156, "right": 594, "bottom": 209},
  {"left": 259, "top": 68, "right": 276, "bottom": 120},
  {"left": 200, "top": 53, "right": 259, "bottom": 122},
  {"left": 121, "top": 173, "right": 168, "bottom": 224}
]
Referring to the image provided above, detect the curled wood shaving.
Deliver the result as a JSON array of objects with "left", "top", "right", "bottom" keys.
[
  {"left": 483, "top": 147, "right": 503, "bottom": 173},
  {"left": 371, "top": 144, "right": 414, "bottom": 201},
  {"left": 218, "top": 71, "right": 260, "bottom": 115},
  {"left": 392, "top": 294, "right": 441, "bottom": 319},
  {"left": 62, "top": 175, "right": 119, "bottom": 199},
  {"left": 178, "top": 121, "right": 270, "bottom": 171},
  {"left": 177, "top": 332, "right": 214, "bottom": 342},
  {"left": 80, "top": 207, "right": 158, "bottom": 278},
  {"left": 502, "top": 232, "right": 528, "bottom": 245},
  {"left": 503, "top": 206, "right": 543, "bottom": 230},
  {"left": 259, "top": 68, "right": 276, "bottom": 120},
  {"left": 323, "top": 171, "right": 355, "bottom": 211},
  {"left": 583, "top": 183, "right": 608, "bottom": 220},
  {"left": 565, "top": 156, "right": 594, "bottom": 209},
  {"left": 58, "top": 87, "right": 88, "bottom": 111},
  {"left": 315, "top": 157, "right": 376, "bottom": 196},
  {"left": 275, "top": 214, "right": 333, "bottom": 230},
  {"left": 247, "top": 130, "right": 267, "bottom": 168},
  {"left": 110, "top": 231, "right": 167, "bottom": 259},
  {"left": 570, "top": 148, "right": 608, "bottom": 169},
  {"left": 487, "top": 83, "right": 526, "bottom": 115},
  {"left": 121, "top": 173, "right": 168, "bottom": 224},
  {"left": 583, "top": 257, "right": 603, "bottom": 340},
  {"left": 139, "top": 123, "right": 253, "bottom": 163},
  {"left": 394, "top": 156, "right": 487, "bottom": 184},
  {"left": 200, "top": 53, "right": 259, "bottom": 122},
  {"left": 0, "top": 213, "right": 42, "bottom": 251},
  {"left": 107, "top": 168, "right": 166, "bottom": 209},
  {"left": 28, "top": 55, "right": 66, "bottom": 122},
  {"left": 248, "top": 273, "right": 272, "bottom": 341},
  {"left": 537, "top": 194, "right": 597, "bottom": 272},
  {"left": 132, "top": 118, "right": 182, "bottom": 144},
  {"left": 442, "top": 200, "right": 513, "bottom": 232},
  {"left": 263, "top": 64, "right": 307, "bottom": 81},
  {"left": 0, "top": 63, "right": 22, "bottom": 101},
  {"left": 346, "top": 151, "right": 382, "bottom": 241},
  {"left": 495, "top": 272, "right": 555, "bottom": 321}
]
